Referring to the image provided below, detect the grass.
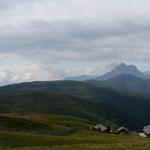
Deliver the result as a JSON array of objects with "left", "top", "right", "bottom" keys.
[
  {"left": 0, "top": 113, "right": 94, "bottom": 132},
  {"left": 1, "top": 130, "right": 150, "bottom": 150},
  {"left": 0, "top": 113, "right": 149, "bottom": 150}
]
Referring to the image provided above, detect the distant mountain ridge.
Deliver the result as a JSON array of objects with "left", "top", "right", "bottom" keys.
[
  {"left": 97, "top": 63, "right": 146, "bottom": 80},
  {"left": 65, "top": 63, "right": 150, "bottom": 81}
]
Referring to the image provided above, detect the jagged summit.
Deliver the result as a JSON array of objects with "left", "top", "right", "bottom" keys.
[
  {"left": 98, "top": 63, "right": 145, "bottom": 80},
  {"left": 114, "top": 63, "right": 139, "bottom": 74}
]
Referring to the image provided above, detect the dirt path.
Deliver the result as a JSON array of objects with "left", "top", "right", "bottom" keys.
[{"left": 0, "top": 126, "right": 89, "bottom": 136}]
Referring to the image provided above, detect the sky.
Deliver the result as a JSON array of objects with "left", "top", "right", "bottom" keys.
[{"left": 0, "top": 0, "right": 150, "bottom": 85}]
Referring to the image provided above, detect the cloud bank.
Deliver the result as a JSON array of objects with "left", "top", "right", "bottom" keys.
[{"left": 0, "top": 0, "right": 150, "bottom": 85}]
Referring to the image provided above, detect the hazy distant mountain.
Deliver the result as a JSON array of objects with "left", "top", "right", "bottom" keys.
[
  {"left": 64, "top": 75, "right": 97, "bottom": 81},
  {"left": 65, "top": 63, "right": 149, "bottom": 81},
  {"left": 97, "top": 63, "right": 145, "bottom": 80}
]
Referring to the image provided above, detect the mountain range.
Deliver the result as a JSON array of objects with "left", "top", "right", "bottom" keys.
[
  {"left": 65, "top": 63, "right": 150, "bottom": 81},
  {"left": 97, "top": 63, "right": 147, "bottom": 80}
]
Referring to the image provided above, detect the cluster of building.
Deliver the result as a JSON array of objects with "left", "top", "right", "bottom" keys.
[
  {"left": 92, "top": 124, "right": 129, "bottom": 135},
  {"left": 92, "top": 124, "right": 150, "bottom": 137}
]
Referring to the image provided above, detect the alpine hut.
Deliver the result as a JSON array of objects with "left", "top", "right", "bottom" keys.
[
  {"left": 143, "top": 125, "right": 150, "bottom": 137},
  {"left": 93, "top": 124, "right": 107, "bottom": 132},
  {"left": 117, "top": 127, "right": 129, "bottom": 135}
]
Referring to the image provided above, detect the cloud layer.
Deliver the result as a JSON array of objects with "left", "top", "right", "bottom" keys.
[{"left": 0, "top": 0, "right": 150, "bottom": 85}]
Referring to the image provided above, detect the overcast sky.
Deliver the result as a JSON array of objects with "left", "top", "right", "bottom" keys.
[{"left": 0, "top": 0, "right": 150, "bottom": 85}]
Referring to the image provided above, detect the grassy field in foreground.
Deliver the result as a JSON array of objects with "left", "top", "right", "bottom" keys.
[{"left": 0, "top": 130, "right": 150, "bottom": 150}]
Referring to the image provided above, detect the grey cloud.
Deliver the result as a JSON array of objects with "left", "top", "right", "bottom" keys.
[
  {"left": 0, "top": 17, "right": 150, "bottom": 64},
  {"left": 0, "top": 0, "right": 150, "bottom": 84},
  {"left": 0, "top": 0, "right": 150, "bottom": 65},
  {"left": 0, "top": 0, "right": 43, "bottom": 9}
]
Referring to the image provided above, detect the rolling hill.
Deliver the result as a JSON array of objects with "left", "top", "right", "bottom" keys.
[
  {"left": 0, "top": 80, "right": 150, "bottom": 126},
  {"left": 0, "top": 92, "right": 144, "bottom": 130}
]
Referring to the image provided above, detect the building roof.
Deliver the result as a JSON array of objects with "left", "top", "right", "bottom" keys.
[
  {"left": 94, "top": 124, "right": 107, "bottom": 131},
  {"left": 145, "top": 125, "right": 150, "bottom": 128},
  {"left": 139, "top": 133, "right": 148, "bottom": 138},
  {"left": 143, "top": 125, "right": 150, "bottom": 135},
  {"left": 117, "top": 127, "right": 128, "bottom": 132}
]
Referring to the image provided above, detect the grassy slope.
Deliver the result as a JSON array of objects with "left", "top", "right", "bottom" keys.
[
  {"left": 0, "top": 93, "right": 144, "bottom": 130},
  {"left": 0, "top": 80, "right": 150, "bottom": 123},
  {"left": 1, "top": 130, "right": 150, "bottom": 150},
  {"left": 0, "top": 113, "right": 94, "bottom": 132}
]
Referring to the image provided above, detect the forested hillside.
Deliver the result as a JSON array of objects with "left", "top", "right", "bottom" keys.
[
  {"left": 0, "top": 92, "right": 144, "bottom": 130},
  {"left": 0, "top": 80, "right": 150, "bottom": 125},
  {"left": 88, "top": 74, "right": 150, "bottom": 96}
]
